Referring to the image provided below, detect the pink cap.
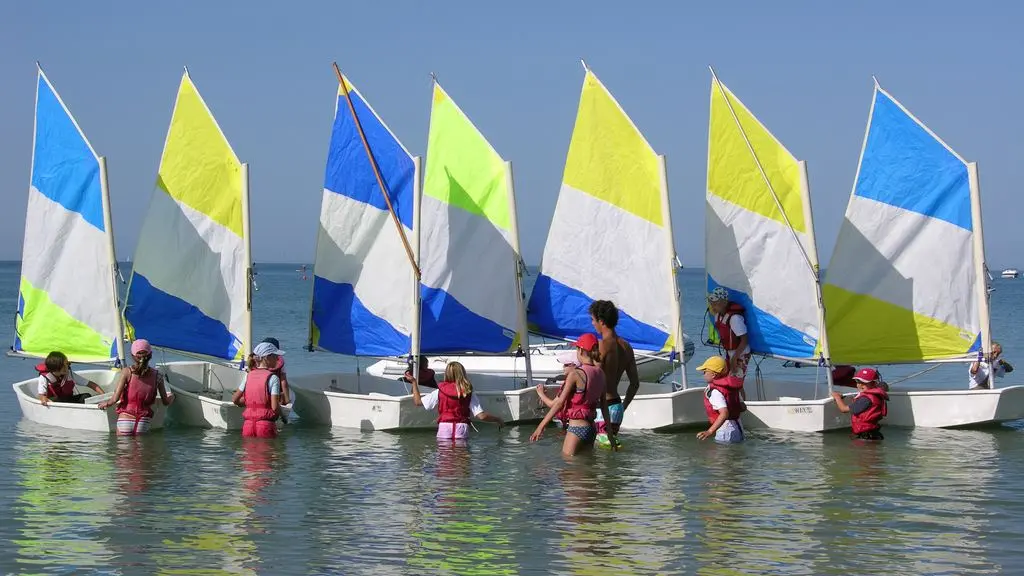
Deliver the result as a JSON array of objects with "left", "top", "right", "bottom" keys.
[{"left": 130, "top": 339, "right": 152, "bottom": 356}]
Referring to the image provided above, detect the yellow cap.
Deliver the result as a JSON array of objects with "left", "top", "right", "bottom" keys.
[{"left": 696, "top": 356, "right": 727, "bottom": 374}]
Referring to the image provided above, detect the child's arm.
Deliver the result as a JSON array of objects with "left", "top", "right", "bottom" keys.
[
  {"left": 157, "top": 374, "right": 175, "bottom": 406},
  {"left": 410, "top": 375, "right": 422, "bottom": 406},
  {"left": 97, "top": 369, "right": 129, "bottom": 409},
  {"left": 831, "top": 391, "right": 851, "bottom": 413},
  {"left": 86, "top": 380, "right": 104, "bottom": 395},
  {"left": 697, "top": 408, "right": 729, "bottom": 440},
  {"left": 531, "top": 374, "right": 575, "bottom": 441},
  {"left": 279, "top": 372, "right": 291, "bottom": 405},
  {"left": 232, "top": 386, "right": 245, "bottom": 406}
]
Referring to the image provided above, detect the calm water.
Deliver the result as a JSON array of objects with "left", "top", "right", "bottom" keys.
[{"left": 2, "top": 262, "right": 1024, "bottom": 575}]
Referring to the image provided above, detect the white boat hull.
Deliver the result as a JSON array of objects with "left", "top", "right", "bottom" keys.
[
  {"left": 739, "top": 378, "right": 850, "bottom": 433},
  {"left": 365, "top": 338, "right": 695, "bottom": 383},
  {"left": 290, "top": 371, "right": 546, "bottom": 431},
  {"left": 161, "top": 361, "right": 292, "bottom": 430},
  {"left": 13, "top": 368, "right": 167, "bottom": 433},
  {"left": 618, "top": 383, "right": 708, "bottom": 431},
  {"left": 883, "top": 385, "right": 1024, "bottom": 428}
]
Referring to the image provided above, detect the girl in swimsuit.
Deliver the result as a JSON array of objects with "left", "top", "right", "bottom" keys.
[{"left": 530, "top": 334, "right": 614, "bottom": 456}]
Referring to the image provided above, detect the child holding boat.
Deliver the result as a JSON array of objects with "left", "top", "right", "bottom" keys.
[
  {"left": 410, "top": 361, "right": 504, "bottom": 441},
  {"left": 535, "top": 350, "right": 579, "bottom": 431},
  {"left": 530, "top": 334, "right": 616, "bottom": 456},
  {"left": 35, "top": 351, "right": 105, "bottom": 405},
  {"left": 259, "top": 337, "right": 291, "bottom": 406},
  {"left": 696, "top": 356, "right": 746, "bottom": 444},
  {"left": 97, "top": 339, "right": 174, "bottom": 436},
  {"left": 233, "top": 341, "right": 285, "bottom": 439},
  {"left": 831, "top": 368, "right": 888, "bottom": 440}
]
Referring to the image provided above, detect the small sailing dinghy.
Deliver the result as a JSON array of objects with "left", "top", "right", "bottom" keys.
[
  {"left": 12, "top": 66, "right": 166, "bottom": 432},
  {"left": 525, "top": 64, "right": 704, "bottom": 431},
  {"left": 704, "top": 70, "right": 848, "bottom": 433},
  {"left": 821, "top": 80, "right": 1024, "bottom": 428},
  {"left": 291, "top": 69, "right": 544, "bottom": 430},
  {"left": 122, "top": 69, "right": 264, "bottom": 430}
]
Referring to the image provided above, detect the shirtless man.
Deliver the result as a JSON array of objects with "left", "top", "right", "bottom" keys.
[{"left": 589, "top": 300, "right": 639, "bottom": 442}]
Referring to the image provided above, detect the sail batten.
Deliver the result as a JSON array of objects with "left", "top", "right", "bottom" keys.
[
  {"left": 15, "top": 68, "right": 121, "bottom": 363},
  {"left": 823, "top": 84, "right": 979, "bottom": 364},
  {"left": 705, "top": 75, "right": 820, "bottom": 361}
]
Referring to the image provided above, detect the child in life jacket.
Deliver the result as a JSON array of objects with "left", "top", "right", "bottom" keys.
[
  {"left": 403, "top": 355, "right": 438, "bottom": 389},
  {"left": 97, "top": 339, "right": 174, "bottom": 435},
  {"left": 530, "top": 334, "right": 615, "bottom": 456},
  {"left": 410, "top": 361, "right": 504, "bottom": 441},
  {"left": 696, "top": 355, "right": 746, "bottom": 443},
  {"left": 832, "top": 367, "right": 888, "bottom": 440},
  {"left": 706, "top": 287, "right": 751, "bottom": 382},
  {"left": 233, "top": 341, "right": 284, "bottom": 439},
  {"left": 535, "top": 350, "right": 579, "bottom": 430},
  {"left": 35, "top": 351, "right": 104, "bottom": 405},
  {"left": 258, "top": 338, "right": 291, "bottom": 406}
]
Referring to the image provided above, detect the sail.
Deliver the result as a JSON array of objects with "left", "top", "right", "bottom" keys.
[
  {"left": 527, "top": 69, "right": 676, "bottom": 352},
  {"left": 123, "top": 71, "right": 247, "bottom": 362},
  {"left": 309, "top": 76, "right": 416, "bottom": 356},
  {"left": 419, "top": 83, "right": 519, "bottom": 354},
  {"left": 823, "top": 84, "right": 979, "bottom": 364},
  {"left": 705, "top": 76, "right": 820, "bottom": 360},
  {"left": 15, "top": 68, "right": 121, "bottom": 362}
]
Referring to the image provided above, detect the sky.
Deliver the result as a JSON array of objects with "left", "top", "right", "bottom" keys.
[{"left": 2, "top": 1, "right": 1023, "bottom": 267}]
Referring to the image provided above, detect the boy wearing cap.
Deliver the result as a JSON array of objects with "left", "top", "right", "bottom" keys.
[
  {"left": 831, "top": 368, "right": 888, "bottom": 440},
  {"left": 695, "top": 356, "right": 746, "bottom": 443},
  {"left": 233, "top": 341, "right": 284, "bottom": 438}
]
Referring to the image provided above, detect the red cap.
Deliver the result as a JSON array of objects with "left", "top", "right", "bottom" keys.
[
  {"left": 574, "top": 333, "right": 599, "bottom": 351},
  {"left": 853, "top": 367, "right": 880, "bottom": 383}
]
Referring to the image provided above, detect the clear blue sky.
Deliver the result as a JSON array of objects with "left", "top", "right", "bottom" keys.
[{"left": 2, "top": 1, "right": 1022, "bottom": 267}]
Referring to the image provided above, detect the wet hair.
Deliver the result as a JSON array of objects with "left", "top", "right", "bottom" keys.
[
  {"left": 444, "top": 361, "right": 473, "bottom": 397},
  {"left": 44, "top": 351, "right": 68, "bottom": 373},
  {"left": 589, "top": 300, "right": 619, "bottom": 329},
  {"left": 262, "top": 337, "right": 280, "bottom": 349}
]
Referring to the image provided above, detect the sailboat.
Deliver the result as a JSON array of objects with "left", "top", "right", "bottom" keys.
[
  {"left": 822, "top": 79, "right": 1024, "bottom": 428},
  {"left": 704, "top": 70, "right": 848, "bottom": 433},
  {"left": 524, "top": 64, "right": 704, "bottom": 431},
  {"left": 122, "top": 69, "right": 258, "bottom": 430},
  {"left": 289, "top": 69, "right": 544, "bottom": 430},
  {"left": 11, "top": 66, "right": 166, "bottom": 432}
]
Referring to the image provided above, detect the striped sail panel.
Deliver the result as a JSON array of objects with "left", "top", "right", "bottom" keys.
[
  {"left": 823, "top": 86, "right": 978, "bottom": 364},
  {"left": 15, "top": 69, "right": 120, "bottom": 362},
  {"left": 311, "top": 78, "right": 415, "bottom": 356},
  {"left": 420, "top": 83, "right": 519, "bottom": 354},
  {"left": 706, "top": 78, "right": 819, "bottom": 360},
  {"left": 527, "top": 70, "right": 676, "bottom": 352},
  {"left": 124, "top": 72, "right": 246, "bottom": 362}
]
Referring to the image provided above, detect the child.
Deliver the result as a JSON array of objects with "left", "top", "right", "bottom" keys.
[
  {"left": 98, "top": 339, "right": 174, "bottom": 435},
  {"left": 233, "top": 341, "right": 284, "bottom": 438},
  {"left": 403, "top": 355, "right": 438, "bottom": 389},
  {"left": 259, "top": 338, "right": 291, "bottom": 406},
  {"left": 535, "top": 351, "right": 578, "bottom": 430},
  {"left": 410, "top": 361, "right": 504, "bottom": 442},
  {"left": 35, "top": 351, "right": 104, "bottom": 405},
  {"left": 832, "top": 367, "right": 888, "bottom": 440},
  {"left": 695, "top": 355, "right": 746, "bottom": 443}
]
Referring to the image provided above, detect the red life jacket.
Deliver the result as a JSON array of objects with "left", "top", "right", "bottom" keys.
[
  {"left": 851, "top": 387, "right": 888, "bottom": 434},
  {"left": 564, "top": 363, "right": 605, "bottom": 421},
  {"left": 243, "top": 369, "right": 277, "bottom": 422},
  {"left": 36, "top": 363, "right": 76, "bottom": 400},
  {"left": 270, "top": 357, "right": 288, "bottom": 394},
  {"left": 713, "top": 303, "right": 746, "bottom": 351},
  {"left": 436, "top": 381, "right": 472, "bottom": 424},
  {"left": 703, "top": 375, "right": 746, "bottom": 423},
  {"left": 117, "top": 368, "right": 159, "bottom": 419}
]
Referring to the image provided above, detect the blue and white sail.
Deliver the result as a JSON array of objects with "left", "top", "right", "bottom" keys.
[{"left": 309, "top": 76, "right": 417, "bottom": 356}]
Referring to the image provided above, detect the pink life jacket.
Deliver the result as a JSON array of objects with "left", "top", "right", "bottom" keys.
[
  {"left": 704, "top": 375, "right": 746, "bottom": 423},
  {"left": 851, "top": 387, "right": 888, "bottom": 434},
  {"left": 436, "top": 381, "right": 472, "bottom": 424},
  {"left": 117, "top": 368, "right": 159, "bottom": 420},
  {"left": 243, "top": 368, "right": 277, "bottom": 422},
  {"left": 36, "top": 363, "right": 76, "bottom": 400},
  {"left": 713, "top": 303, "right": 747, "bottom": 352},
  {"left": 564, "top": 363, "right": 605, "bottom": 422}
]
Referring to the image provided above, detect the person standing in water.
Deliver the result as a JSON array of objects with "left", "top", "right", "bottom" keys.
[
  {"left": 832, "top": 368, "right": 888, "bottom": 440},
  {"left": 695, "top": 356, "right": 746, "bottom": 443},
  {"left": 98, "top": 339, "right": 174, "bottom": 436},
  {"left": 410, "top": 361, "right": 504, "bottom": 442},
  {"left": 530, "top": 333, "right": 615, "bottom": 456},
  {"left": 233, "top": 341, "right": 284, "bottom": 438},
  {"left": 260, "top": 338, "right": 291, "bottom": 406},
  {"left": 588, "top": 300, "right": 638, "bottom": 443}
]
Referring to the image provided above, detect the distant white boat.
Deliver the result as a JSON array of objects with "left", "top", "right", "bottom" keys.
[{"left": 1001, "top": 269, "right": 1019, "bottom": 279}]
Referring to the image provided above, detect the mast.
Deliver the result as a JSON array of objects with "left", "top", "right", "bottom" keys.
[
  {"left": 657, "top": 155, "right": 687, "bottom": 388},
  {"left": 968, "top": 162, "right": 993, "bottom": 381},
  {"left": 98, "top": 156, "right": 126, "bottom": 366},
  {"left": 505, "top": 160, "right": 534, "bottom": 389},
  {"left": 797, "top": 161, "right": 834, "bottom": 394},
  {"left": 411, "top": 155, "right": 423, "bottom": 381},
  {"left": 241, "top": 162, "right": 253, "bottom": 363}
]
